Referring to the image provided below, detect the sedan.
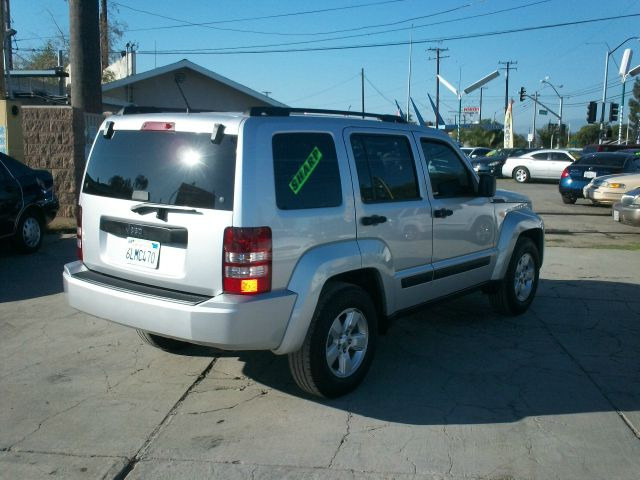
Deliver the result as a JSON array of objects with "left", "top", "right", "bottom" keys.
[
  {"left": 583, "top": 172, "right": 640, "bottom": 205},
  {"left": 0, "top": 153, "right": 59, "bottom": 253},
  {"left": 471, "top": 148, "right": 535, "bottom": 176},
  {"left": 461, "top": 147, "right": 492, "bottom": 158},
  {"left": 501, "top": 149, "right": 580, "bottom": 183},
  {"left": 612, "top": 187, "right": 640, "bottom": 226},
  {"left": 559, "top": 153, "right": 640, "bottom": 204}
]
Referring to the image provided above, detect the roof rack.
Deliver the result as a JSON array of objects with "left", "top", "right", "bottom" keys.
[
  {"left": 247, "top": 106, "right": 406, "bottom": 124},
  {"left": 117, "top": 105, "right": 207, "bottom": 115}
]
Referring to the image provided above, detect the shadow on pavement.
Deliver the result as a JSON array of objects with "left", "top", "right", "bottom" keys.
[
  {"left": 0, "top": 236, "right": 76, "bottom": 302},
  {"left": 227, "top": 279, "right": 640, "bottom": 425}
]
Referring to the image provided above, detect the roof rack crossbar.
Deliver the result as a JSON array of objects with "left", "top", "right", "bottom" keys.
[{"left": 247, "top": 106, "right": 406, "bottom": 124}]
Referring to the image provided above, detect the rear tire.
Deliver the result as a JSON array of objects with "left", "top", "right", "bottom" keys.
[
  {"left": 489, "top": 237, "right": 540, "bottom": 315},
  {"left": 137, "top": 329, "right": 192, "bottom": 353},
  {"left": 13, "top": 210, "right": 43, "bottom": 254},
  {"left": 561, "top": 195, "right": 577, "bottom": 204},
  {"left": 513, "top": 166, "right": 530, "bottom": 183},
  {"left": 288, "top": 282, "right": 377, "bottom": 398}
]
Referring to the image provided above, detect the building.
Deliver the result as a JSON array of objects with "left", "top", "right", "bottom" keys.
[{"left": 101, "top": 58, "right": 286, "bottom": 113}]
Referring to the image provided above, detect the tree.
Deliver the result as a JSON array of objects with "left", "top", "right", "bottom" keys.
[
  {"left": 571, "top": 124, "right": 600, "bottom": 147},
  {"left": 627, "top": 77, "right": 640, "bottom": 143}
]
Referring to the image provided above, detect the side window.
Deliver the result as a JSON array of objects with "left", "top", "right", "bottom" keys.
[
  {"left": 550, "top": 152, "right": 568, "bottom": 161},
  {"left": 420, "top": 140, "right": 475, "bottom": 198},
  {"left": 532, "top": 152, "right": 548, "bottom": 160},
  {"left": 272, "top": 132, "right": 342, "bottom": 210},
  {"left": 350, "top": 134, "right": 420, "bottom": 203}
]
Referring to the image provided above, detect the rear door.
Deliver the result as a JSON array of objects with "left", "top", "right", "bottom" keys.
[
  {"left": 344, "top": 128, "right": 433, "bottom": 309},
  {"left": 548, "top": 151, "right": 574, "bottom": 179},
  {"left": 80, "top": 123, "right": 237, "bottom": 296}
]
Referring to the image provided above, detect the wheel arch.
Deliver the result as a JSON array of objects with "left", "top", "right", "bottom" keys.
[{"left": 491, "top": 209, "right": 544, "bottom": 281}]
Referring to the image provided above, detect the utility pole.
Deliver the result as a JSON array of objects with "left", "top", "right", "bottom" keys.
[
  {"left": 531, "top": 92, "right": 538, "bottom": 147},
  {"left": 69, "top": 0, "right": 102, "bottom": 113},
  {"left": 361, "top": 67, "right": 364, "bottom": 118},
  {"left": 479, "top": 87, "right": 484, "bottom": 122},
  {"left": 3, "top": 0, "right": 12, "bottom": 70},
  {"left": 99, "top": 0, "right": 109, "bottom": 72},
  {"left": 499, "top": 60, "right": 517, "bottom": 112},
  {"left": 428, "top": 46, "right": 448, "bottom": 128}
]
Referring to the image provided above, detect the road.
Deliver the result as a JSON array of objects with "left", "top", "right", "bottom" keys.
[{"left": 1, "top": 188, "right": 639, "bottom": 479}]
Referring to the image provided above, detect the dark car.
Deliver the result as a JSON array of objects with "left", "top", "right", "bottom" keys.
[
  {"left": 582, "top": 143, "right": 640, "bottom": 154},
  {"left": 0, "top": 153, "right": 59, "bottom": 253},
  {"left": 558, "top": 152, "right": 640, "bottom": 204},
  {"left": 471, "top": 148, "right": 535, "bottom": 176}
]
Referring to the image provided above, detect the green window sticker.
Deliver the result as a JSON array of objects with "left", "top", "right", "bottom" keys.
[{"left": 289, "top": 146, "right": 323, "bottom": 194}]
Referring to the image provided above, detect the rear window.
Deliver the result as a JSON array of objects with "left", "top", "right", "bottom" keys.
[
  {"left": 83, "top": 130, "right": 237, "bottom": 210},
  {"left": 272, "top": 132, "right": 342, "bottom": 210},
  {"left": 574, "top": 155, "right": 628, "bottom": 167}
]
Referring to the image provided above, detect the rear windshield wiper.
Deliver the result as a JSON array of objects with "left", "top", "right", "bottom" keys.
[{"left": 131, "top": 203, "right": 203, "bottom": 221}]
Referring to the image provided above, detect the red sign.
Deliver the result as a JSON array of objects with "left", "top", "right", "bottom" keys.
[{"left": 463, "top": 106, "right": 480, "bottom": 113}]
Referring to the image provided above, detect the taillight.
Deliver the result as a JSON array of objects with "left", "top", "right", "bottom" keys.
[
  {"left": 76, "top": 205, "right": 83, "bottom": 261},
  {"left": 223, "top": 227, "right": 272, "bottom": 295},
  {"left": 561, "top": 167, "right": 569, "bottom": 179}
]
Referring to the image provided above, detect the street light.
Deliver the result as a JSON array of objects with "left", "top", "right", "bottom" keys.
[
  {"left": 617, "top": 58, "right": 640, "bottom": 144},
  {"left": 540, "top": 76, "right": 563, "bottom": 148},
  {"left": 599, "top": 37, "right": 640, "bottom": 143},
  {"left": 437, "top": 69, "right": 499, "bottom": 141}
]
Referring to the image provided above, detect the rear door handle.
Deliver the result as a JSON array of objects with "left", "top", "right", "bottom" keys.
[
  {"left": 361, "top": 214, "right": 387, "bottom": 226},
  {"left": 433, "top": 208, "right": 453, "bottom": 218}
]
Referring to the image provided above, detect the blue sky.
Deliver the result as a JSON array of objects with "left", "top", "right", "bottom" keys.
[{"left": 11, "top": 0, "right": 640, "bottom": 135}]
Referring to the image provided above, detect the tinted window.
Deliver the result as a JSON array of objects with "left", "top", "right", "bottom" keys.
[
  {"left": 573, "top": 154, "right": 628, "bottom": 167},
  {"left": 272, "top": 132, "right": 342, "bottom": 210},
  {"left": 531, "top": 152, "right": 548, "bottom": 160},
  {"left": 550, "top": 152, "right": 571, "bottom": 161},
  {"left": 421, "top": 140, "right": 474, "bottom": 198},
  {"left": 351, "top": 134, "right": 419, "bottom": 203},
  {"left": 83, "top": 131, "right": 236, "bottom": 210}
]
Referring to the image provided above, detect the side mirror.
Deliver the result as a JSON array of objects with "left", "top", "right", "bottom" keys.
[{"left": 477, "top": 173, "right": 496, "bottom": 197}]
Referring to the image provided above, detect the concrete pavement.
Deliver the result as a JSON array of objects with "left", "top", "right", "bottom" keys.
[{"left": 1, "top": 235, "right": 639, "bottom": 479}]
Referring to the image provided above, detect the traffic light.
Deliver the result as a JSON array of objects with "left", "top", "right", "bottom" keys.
[
  {"left": 587, "top": 101, "right": 597, "bottom": 123},
  {"left": 519, "top": 87, "right": 526, "bottom": 102},
  {"left": 609, "top": 102, "right": 619, "bottom": 122}
]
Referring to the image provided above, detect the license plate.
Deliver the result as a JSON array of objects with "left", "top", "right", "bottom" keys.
[
  {"left": 584, "top": 171, "right": 597, "bottom": 178},
  {"left": 613, "top": 210, "right": 620, "bottom": 222},
  {"left": 124, "top": 237, "right": 161, "bottom": 269}
]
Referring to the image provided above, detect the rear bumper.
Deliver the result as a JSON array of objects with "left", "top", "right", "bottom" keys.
[
  {"left": 63, "top": 261, "right": 297, "bottom": 351},
  {"left": 613, "top": 203, "right": 640, "bottom": 226},
  {"left": 559, "top": 179, "right": 587, "bottom": 198},
  {"left": 583, "top": 187, "right": 622, "bottom": 204}
]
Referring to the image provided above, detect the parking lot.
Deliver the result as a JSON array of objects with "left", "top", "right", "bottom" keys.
[{"left": 1, "top": 181, "right": 639, "bottom": 480}]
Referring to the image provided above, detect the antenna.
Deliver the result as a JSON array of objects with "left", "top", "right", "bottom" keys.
[{"left": 174, "top": 72, "right": 192, "bottom": 114}]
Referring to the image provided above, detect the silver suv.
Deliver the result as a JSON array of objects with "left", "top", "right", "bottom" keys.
[{"left": 64, "top": 107, "right": 544, "bottom": 398}]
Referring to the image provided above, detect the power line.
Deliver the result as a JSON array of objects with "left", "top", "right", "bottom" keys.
[
  {"left": 116, "top": 0, "right": 410, "bottom": 33},
  {"left": 142, "top": 0, "right": 552, "bottom": 53},
  {"left": 134, "top": 13, "right": 640, "bottom": 56},
  {"left": 285, "top": 73, "right": 360, "bottom": 104}
]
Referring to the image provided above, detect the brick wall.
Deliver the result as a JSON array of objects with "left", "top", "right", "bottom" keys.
[{"left": 21, "top": 106, "right": 86, "bottom": 218}]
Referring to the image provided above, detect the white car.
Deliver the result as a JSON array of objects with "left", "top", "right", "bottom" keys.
[{"left": 502, "top": 149, "right": 579, "bottom": 183}]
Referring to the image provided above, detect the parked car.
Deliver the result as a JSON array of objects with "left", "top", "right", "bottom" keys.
[
  {"left": 559, "top": 152, "right": 640, "bottom": 204},
  {"left": 471, "top": 148, "right": 535, "bottom": 176},
  {"left": 582, "top": 172, "right": 640, "bottom": 205},
  {"left": 582, "top": 143, "right": 640, "bottom": 154},
  {"left": 63, "top": 106, "right": 544, "bottom": 398},
  {"left": 612, "top": 187, "right": 640, "bottom": 226},
  {"left": 502, "top": 149, "right": 580, "bottom": 183},
  {"left": 0, "top": 153, "right": 59, "bottom": 253},
  {"left": 461, "top": 147, "right": 492, "bottom": 158}
]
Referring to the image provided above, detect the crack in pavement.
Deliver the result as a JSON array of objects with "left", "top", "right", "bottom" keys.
[
  {"left": 111, "top": 358, "right": 217, "bottom": 480},
  {"left": 328, "top": 410, "right": 352, "bottom": 469},
  {"left": 185, "top": 390, "right": 268, "bottom": 415}
]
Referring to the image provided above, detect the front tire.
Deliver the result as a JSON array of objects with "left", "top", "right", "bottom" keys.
[
  {"left": 137, "top": 329, "right": 192, "bottom": 353},
  {"left": 489, "top": 237, "right": 540, "bottom": 315},
  {"left": 13, "top": 210, "right": 43, "bottom": 254},
  {"left": 288, "top": 282, "right": 377, "bottom": 398},
  {"left": 513, "top": 166, "right": 530, "bottom": 183}
]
